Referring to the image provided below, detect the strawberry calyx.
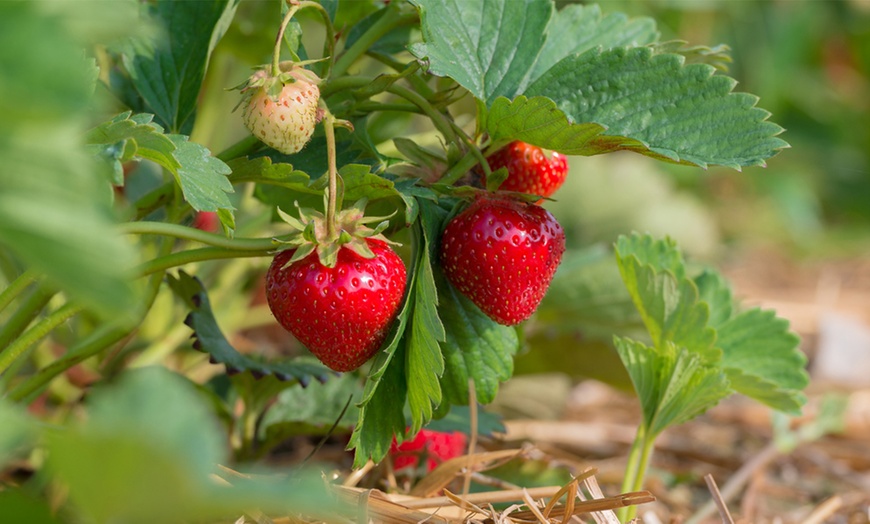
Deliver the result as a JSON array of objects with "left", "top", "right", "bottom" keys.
[
  {"left": 231, "top": 61, "right": 323, "bottom": 113},
  {"left": 273, "top": 198, "right": 397, "bottom": 269}
]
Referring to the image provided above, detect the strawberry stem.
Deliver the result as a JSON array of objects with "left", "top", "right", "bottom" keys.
[
  {"left": 272, "top": 2, "right": 303, "bottom": 77},
  {"left": 0, "top": 303, "right": 84, "bottom": 378},
  {"left": 0, "top": 269, "right": 37, "bottom": 315},
  {"left": 272, "top": 1, "right": 335, "bottom": 78},
  {"left": 323, "top": 109, "right": 340, "bottom": 240}
]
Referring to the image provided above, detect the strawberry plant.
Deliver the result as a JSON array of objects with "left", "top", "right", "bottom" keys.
[{"left": 0, "top": 0, "right": 809, "bottom": 522}]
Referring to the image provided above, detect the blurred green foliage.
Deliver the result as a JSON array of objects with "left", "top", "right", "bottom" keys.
[{"left": 552, "top": 0, "right": 870, "bottom": 256}]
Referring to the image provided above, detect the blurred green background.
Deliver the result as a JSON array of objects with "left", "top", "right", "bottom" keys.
[{"left": 544, "top": 0, "right": 870, "bottom": 262}]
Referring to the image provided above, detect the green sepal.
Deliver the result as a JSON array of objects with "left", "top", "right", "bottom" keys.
[
  {"left": 276, "top": 207, "right": 306, "bottom": 231},
  {"left": 287, "top": 243, "right": 316, "bottom": 265},
  {"left": 319, "top": 242, "right": 340, "bottom": 268},
  {"left": 344, "top": 238, "right": 377, "bottom": 259},
  {"left": 485, "top": 167, "right": 510, "bottom": 192}
]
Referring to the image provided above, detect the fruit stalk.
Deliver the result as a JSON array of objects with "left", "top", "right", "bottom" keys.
[
  {"left": 119, "top": 221, "right": 280, "bottom": 251},
  {"left": 272, "top": 2, "right": 303, "bottom": 77},
  {"left": 272, "top": 1, "right": 336, "bottom": 78},
  {"left": 0, "top": 285, "right": 55, "bottom": 352},
  {"left": 323, "top": 110, "right": 339, "bottom": 240},
  {"left": 0, "top": 303, "right": 84, "bottom": 377},
  {"left": 0, "top": 269, "right": 37, "bottom": 314},
  {"left": 331, "top": 2, "right": 412, "bottom": 79}
]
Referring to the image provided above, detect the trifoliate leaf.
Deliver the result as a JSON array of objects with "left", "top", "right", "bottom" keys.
[
  {"left": 615, "top": 234, "right": 718, "bottom": 361},
  {"left": 615, "top": 337, "right": 730, "bottom": 436}
]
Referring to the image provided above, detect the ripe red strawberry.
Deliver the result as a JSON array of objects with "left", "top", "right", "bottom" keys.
[
  {"left": 265, "top": 238, "right": 406, "bottom": 372},
  {"left": 486, "top": 141, "right": 568, "bottom": 198},
  {"left": 440, "top": 195, "right": 565, "bottom": 325},
  {"left": 389, "top": 429, "right": 468, "bottom": 472},
  {"left": 238, "top": 67, "right": 320, "bottom": 154}
]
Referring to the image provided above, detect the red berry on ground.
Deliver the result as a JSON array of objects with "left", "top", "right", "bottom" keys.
[
  {"left": 265, "top": 239, "right": 406, "bottom": 372},
  {"left": 486, "top": 141, "right": 568, "bottom": 198},
  {"left": 389, "top": 429, "right": 468, "bottom": 472},
  {"left": 440, "top": 195, "right": 565, "bottom": 326}
]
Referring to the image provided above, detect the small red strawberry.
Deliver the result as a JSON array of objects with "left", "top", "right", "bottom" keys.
[
  {"left": 440, "top": 195, "right": 565, "bottom": 325},
  {"left": 389, "top": 429, "right": 468, "bottom": 472},
  {"left": 236, "top": 65, "right": 321, "bottom": 155},
  {"left": 485, "top": 141, "right": 568, "bottom": 198},
  {"left": 192, "top": 211, "right": 219, "bottom": 233},
  {"left": 265, "top": 200, "right": 407, "bottom": 372}
]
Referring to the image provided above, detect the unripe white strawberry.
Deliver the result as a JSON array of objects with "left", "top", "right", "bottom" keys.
[{"left": 238, "top": 67, "right": 320, "bottom": 155}]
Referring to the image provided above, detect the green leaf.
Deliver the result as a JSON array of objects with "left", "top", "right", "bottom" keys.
[
  {"left": 436, "top": 268, "right": 519, "bottom": 408},
  {"left": 45, "top": 367, "right": 333, "bottom": 523},
  {"left": 614, "top": 234, "right": 717, "bottom": 361},
  {"left": 246, "top": 156, "right": 400, "bottom": 215},
  {"left": 718, "top": 308, "right": 808, "bottom": 413},
  {"left": 166, "top": 134, "right": 234, "bottom": 215},
  {"left": 535, "top": 246, "right": 642, "bottom": 339},
  {"left": 522, "top": 3, "right": 658, "bottom": 92},
  {"left": 426, "top": 405, "right": 505, "bottom": 436},
  {"left": 348, "top": 343, "right": 408, "bottom": 468},
  {"left": 405, "top": 201, "right": 447, "bottom": 434},
  {"left": 694, "top": 269, "right": 733, "bottom": 329},
  {"left": 347, "top": 263, "right": 417, "bottom": 466},
  {"left": 259, "top": 373, "right": 361, "bottom": 444},
  {"left": 526, "top": 47, "right": 788, "bottom": 168},
  {"left": 483, "top": 96, "right": 611, "bottom": 155},
  {"left": 409, "top": 0, "right": 552, "bottom": 105},
  {"left": 167, "top": 271, "right": 332, "bottom": 385},
  {"left": 615, "top": 337, "right": 730, "bottom": 436},
  {"left": 0, "top": 490, "right": 58, "bottom": 524},
  {"left": 85, "top": 112, "right": 180, "bottom": 184},
  {"left": 651, "top": 41, "right": 733, "bottom": 72},
  {"left": 0, "top": 3, "right": 139, "bottom": 319},
  {"left": 0, "top": 400, "right": 36, "bottom": 469},
  {"left": 120, "top": 0, "right": 239, "bottom": 133}
]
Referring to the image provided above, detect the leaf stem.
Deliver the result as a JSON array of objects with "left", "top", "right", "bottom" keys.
[
  {"left": 216, "top": 134, "right": 261, "bottom": 162},
  {"left": 618, "top": 426, "right": 657, "bottom": 522},
  {"left": 386, "top": 84, "right": 460, "bottom": 146},
  {"left": 0, "top": 270, "right": 37, "bottom": 314},
  {"left": 134, "top": 247, "right": 271, "bottom": 278},
  {"left": 8, "top": 258, "right": 166, "bottom": 403},
  {"left": 0, "top": 285, "right": 55, "bottom": 352},
  {"left": 0, "top": 303, "right": 83, "bottom": 378},
  {"left": 331, "top": 2, "right": 412, "bottom": 79},
  {"left": 119, "top": 221, "right": 281, "bottom": 251},
  {"left": 440, "top": 149, "right": 482, "bottom": 185}
]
